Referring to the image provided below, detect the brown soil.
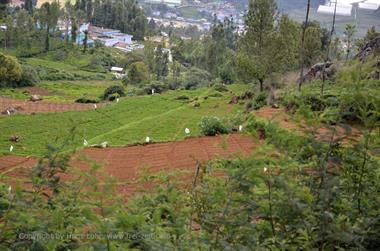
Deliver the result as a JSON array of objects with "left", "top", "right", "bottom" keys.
[
  {"left": 0, "top": 134, "right": 256, "bottom": 198},
  {"left": 0, "top": 97, "right": 106, "bottom": 115}
]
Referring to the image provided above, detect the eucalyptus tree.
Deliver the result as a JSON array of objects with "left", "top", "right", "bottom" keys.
[{"left": 37, "top": 1, "right": 61, "bottom": 52}]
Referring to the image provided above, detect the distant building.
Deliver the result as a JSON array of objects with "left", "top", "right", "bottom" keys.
[
  {"left": 144, "top": 0, "right": 181, "bottom": 7},
  {"left": 89, "top": 25, "right": 133, "bottom": 46},
  {"left": 9, "top": 0, "right": 23, "bottom": 8}
]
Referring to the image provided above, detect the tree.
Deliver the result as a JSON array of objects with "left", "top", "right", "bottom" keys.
[
  {"left": 62, "top": 1, "right": 74, "bottom": 45},
  {"left": 154, "top": 44, "right": 169, "bottom": 79},
  {"left": 24, "top": 0, "right": 33, "bottom": 13},
  {"left": 37, "top": 2, "right": 60, "bottom": 52},
  {"left": 0, "top": 0, "right": 9, "bottom": 20},
  {"left": 237, "top": 0, "right": 277, "bottom": 91},
  {"left": 344, "top": 24, "right": 356, "bottom": 62},
  {"left": 0, "top": 53, "right": 22, "bottom": 86},
  {"left": 83, "top": 30, "right": 88, "bottom": 53},
  {"left": 298, "top": 0, "right": 311, "bottom": 91},
  {"left": 304, "top": 26, "right": 323, "bottom": 66},
  {"left": 274, "top": 15, "right": 300, "bottom": 73},
  {"left": 125, "top": 61, "right": 149, "bottom": 85}
]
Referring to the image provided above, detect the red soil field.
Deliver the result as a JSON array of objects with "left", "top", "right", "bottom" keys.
[
  {"left": 0, "top": 134, "right": 256, "bottom": 197},
  {"left": 0, "top": 97, "right": 106, "bottom": 115}
]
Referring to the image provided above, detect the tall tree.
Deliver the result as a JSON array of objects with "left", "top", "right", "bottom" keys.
[
  {"left": 83, "top": 29, "right": 88, "bottom": 53},
  {"left": 154, "top": 44, "right": 169, "bottom": 79},
  {"left": 0, "top": 0, "right": 9, "bottom": 20},
  {"left": 38, "top": 1, "right": 60, "bottom": 52},
  {"left": 237, "top": 0, "right": 277, "bottom": 91},
  {"left": 344, "top": 24, "right": 356, "bottom": 62},
  {"left": 298, "top": 0, "right": 311, "bottom": 91},
  {"left": 24, "top": 0, "right": 33, "bottom": 13}
]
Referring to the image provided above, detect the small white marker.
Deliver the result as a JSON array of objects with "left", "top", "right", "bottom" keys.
[
  {"left": 94, "top": 104, "right": 97, "bottom": 109},
  {"left": 6, "top": 110, "right": 10, "bottom": 115},
  {"left": 9, "top": 145, "right": 13, "bottom": 152},
  {"left": 116, "top": 98, "right": 120, "bottom": 103},
  {"left": 8, "top": 186, "right": 11, "bottom": 192},
  {"left": 145, "top": 136, "right": 150, "bottom": 143},
  {"left": 83, "top": 139, "right": 88, "bottom": 146},
  {"left": 264, "top": 167, "right": 268, "bottom": 173},
  {"left": 239, "top": 125, "right": 243, "bottom": 132},
  {"left": 185, "top": 128, "right": 190, "bottom": 135},
  {"left": 152, "top": 89, "right": 155, "bottom": 95}
]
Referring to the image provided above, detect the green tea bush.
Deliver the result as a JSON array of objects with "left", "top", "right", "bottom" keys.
[
  {"left": 142, "top": 81, "right": 168, "bottom": 95},
  {"left": 245, "top": 92, "right": 268, "bottom": 111},
  {"left": 102, "top": 85, "right": 125, "bottom": 100},
  {"left": 75, "top": 96, "right": 99, "bottom": 103},
  {"left": 213, "top": 83, "right": 229, "bottom": 92},
  {"left": 53, "top": 49, "right": 69, "bottom": 61},
  {"left": 199, "top": 116, "right": 230, "bottom": 136}
]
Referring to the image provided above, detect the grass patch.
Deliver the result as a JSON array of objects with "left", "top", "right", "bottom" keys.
[{"left": 0, "top": 86, "right": 248, "bottom": 156}]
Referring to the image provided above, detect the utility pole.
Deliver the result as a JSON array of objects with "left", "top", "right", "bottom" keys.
[
  {"left": 321, "top": 0, "right": 338, "bottom": 97},
  {"left": 298, "top": 0, "right": 311, "bottom": 91}
]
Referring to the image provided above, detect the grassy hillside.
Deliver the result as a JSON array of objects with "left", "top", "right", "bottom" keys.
[{"left": 0, "top": 85, "right": 248, "bottom": 156}]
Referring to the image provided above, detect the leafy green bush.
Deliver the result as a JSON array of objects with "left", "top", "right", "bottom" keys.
[
  {"left": 142, "top": 81, "right": 168, "bottom": 95},
  {"left": 182, "top": 67, "right": 211, "bottom": 90},
  {"left": 199, "top": 116, "right": 230, "bottom": 136},
  {"left": 246, "top": 92, "right": 268, "bottom": 111},
  {"left": 213, "top": 83, "right": 228, "bottom": 92},
  {"left": 17, "top": 64, "right": 40, "bottom": 87},
  {"left": 102, "top": 85, "right": 125, "bottom": 100},
  {"left": 0, "top": 53, "right": 22, "bottom": 87},
  {"left": 53, "top": 49, "right": 68, "bottom": 61},
  {"left": 75, "top": 96, "right": 99, "bottom": 103}
]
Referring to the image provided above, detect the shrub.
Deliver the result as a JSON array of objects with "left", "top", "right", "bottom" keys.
[
  {"left": 17, "top": 65, "right": 40, "bottom": 87},
  {"left": 213, "top": 83, "right": 228, "bottom": 92},
  {"left": 75, "top": 96, "right": 99, "bottom": 103},
  {"left": 102, "top": 85, "right": 125, "bottom": 100},
  {"left": 199, "top": 116, "right": 230, "bottom": 136},
  {"left": 218, "top": 64, "right": 235, "bottom": 84},
  {"left": 0, "top": 53, "right": 22, "bottom": 87},
  {"left": 53, "top": 50, "right": 68, "bottom": 61},
  {"left": 175, "top": 95, "right": 190, "bottom": 101},
  {"left": 142, "top": 81, "right": 168, "bottom": 95},
  {"left": 182, "top": 67, "right": 211, "bottom": 90}
]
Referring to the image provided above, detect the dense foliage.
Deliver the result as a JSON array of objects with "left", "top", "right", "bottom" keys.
[{"left": 0, "top": 0, "right": 380, "bottom": 250}]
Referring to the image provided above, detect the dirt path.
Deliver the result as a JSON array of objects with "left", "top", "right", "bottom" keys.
[
  {"left": 255, "top": 107, "right": 361, "bottom": 143},
  {"left": 0, "top": 134, "right": 256, "bottom": 197},
  {"left": 0, "top": 97, "right": 106, "bottom": 115}
]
